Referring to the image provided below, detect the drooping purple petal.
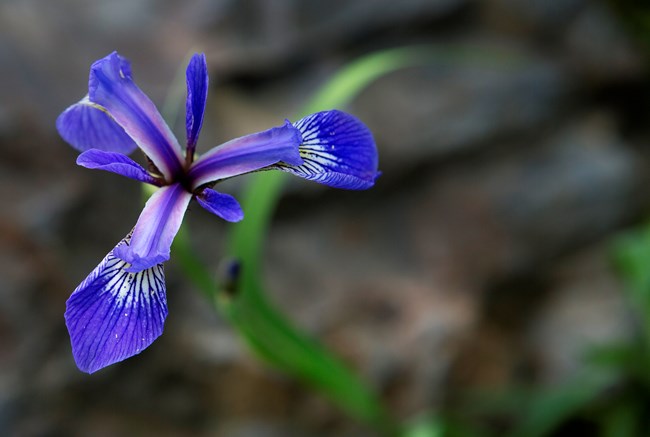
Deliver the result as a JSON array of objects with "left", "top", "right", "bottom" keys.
[
  {"left": 64, "top": 237, "right": 167, "bottom": 373},
  {"left": 196, "top": 188, "right": 244, "bottom": 222},
  {"left": 113, "top": 183, "right": 192, "bottom": 272},
  {"left": 76, "top": 149, "right": 160, "bottom": 185},
  {"left": 56, "top": 97, "right": 138, "bottom": 154},
  {"left": 275, "top": 110, "right": 379, "bottom": 190},
  {"left": 88, "top": 52, "right": 184, "bottom": 180},
  {"left": 188, "top": 120, "right": 303, "bottom": 189},
  {"left": 185, "top": 53, "right": 208, "bottom": 155}
]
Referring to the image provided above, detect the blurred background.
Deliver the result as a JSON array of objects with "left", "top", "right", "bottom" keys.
[{"left": 2, "top": 0, "right": 650, "bottom": 436}]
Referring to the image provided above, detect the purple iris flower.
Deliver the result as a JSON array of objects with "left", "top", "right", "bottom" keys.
[{"left": 56, "top": 52, "right": 379, "bottom": 373}]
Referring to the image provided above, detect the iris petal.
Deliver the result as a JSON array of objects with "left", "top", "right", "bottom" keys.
[
  {"left": 196, "top": 188, "right": 244, "bottom": 222},
  {"left": 64, "top": 237, "right": 167, "bottom": 373},
  {"left": 56, "top": 97, "right": 138, "bottom": 154},
  {"left": 76, "top": 149, "right": 159, "bottom": 185},
  {"left": 188, "top": 120, "right": 303, "bottom": 189},
  {"left": 185, "top": 53, "right": 209, "bottom": 154},
  {"left": 276, "top": 110, "right": 379, "bottom": 190},
  {"left": 88, "top": 52, "right": 184, "bottom": 180},
  {"left": 114, "top": 183, "right": 192, "bottom": 272}
]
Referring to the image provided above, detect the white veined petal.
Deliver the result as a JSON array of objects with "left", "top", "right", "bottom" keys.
[{"left": 64, "top": 237, "right": 167, "bottom": 373}]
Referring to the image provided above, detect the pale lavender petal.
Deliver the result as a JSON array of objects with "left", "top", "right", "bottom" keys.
[
  {"left": 77, "top": 149, "right": 159, "bottom": 185},
  {"left": 275, "top": 110, "right": 380, "bottom": 190},
  {"left": 56, "top": 97, "right": 138, "bottom": 154},
  {"left": 64, "top": 237, "right": 167, "bottom": 373},
  {"left": 188, "top": 121, "right": 303, "bottom": 189},
  {"left": 113, "top": 183, "right": 192, "bottom": 272},
  {"left": 88, "top": 52, "right": 184, "bottom": 180},
  {"left": 196, "top": 188, "right": 243, "bottom": 222},
  {"left": 185, "top": 53, "right": 208, "bottom": 154}
]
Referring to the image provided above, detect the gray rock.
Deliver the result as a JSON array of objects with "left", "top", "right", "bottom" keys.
[
  {"left": 480, "top": 0, "right": 587, "bottom": 37},
  {"left": 526, "top": 246, "right": 635, "bottom": 385},
  {"left": 263, "top": 174, "right": 482, "bottom": 413},
  {"left": 490, "top": 112, "right": 642, "bottom": 268},
  {"left": 564, "top": 2, "right": 646, "bottom": 83},
  {"left": 197, "top": 0, "right": 469, "bottom": 75},
  {"left": 403, "top": 112, "right": 643, "bottom": 285},
  {"left": 351, "top": 42, "right": 571, "bottom": 174}
]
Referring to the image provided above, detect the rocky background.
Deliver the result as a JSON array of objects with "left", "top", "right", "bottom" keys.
[{"left": 1, "top": 0, "right": 650, "bottom": 436}]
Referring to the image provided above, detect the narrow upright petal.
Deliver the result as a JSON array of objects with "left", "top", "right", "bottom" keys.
[
  {"left": 113, "top": 183, "right": 192, "bottom": 272},
  {"left": 77, "top": 149, "right": 160, "bottom": 185},
  {"left": 56, "top": 97, "right": 138, "bottom": 154},
  {"left": 188, "top": 121, "right": 303, "bottom": 189},
  {"left": 89, "top": 52, "right": 184, "bottom": 180},
  {"left": 185, "top": 53, "right": 209, "bottom": 154},
  {"left": 64, "top": 237, "right": 167, "bottom": 373},
  {"left": 276, "top": 110, "right": 379, "bottom": 190},
  {"left": 196, "top": 188, "right": 244, "bottom": 222}
]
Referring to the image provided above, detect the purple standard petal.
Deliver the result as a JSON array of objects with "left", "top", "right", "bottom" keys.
[
  {"left": 56, "top": 97, "right": 138, "bottom": 154},
  {"left": 65, "top": 237, "right": 167, "bottom": 373},
  {"left": 275, "top": 110, "right": 380, "bottom": 190},
  {"left": 114, "top": 183, "right": 192, "bottom": 272},
  {"left": 88, "top": 52, "right": 184, "bottom": 180},
  {"left": 187, "top": 120, "right": 303, "bottom": 189},
  {"left": 77, "top": 149, "right": 160, "bottom": 185},
  {"left": 196, "top": 188, "right": 244, "bottom": 222},
  {"left": 185, "top": 53, "right": 209, "bottom": 156}
]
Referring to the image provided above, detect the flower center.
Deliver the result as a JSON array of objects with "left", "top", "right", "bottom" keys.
[{"left": 175, "top": 171, "right": 196, "bottom": 194}]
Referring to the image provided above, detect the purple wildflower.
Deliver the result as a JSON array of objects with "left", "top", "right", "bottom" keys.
[{"left": 57, "top": 52, "right": 379, "bottom": 373}]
